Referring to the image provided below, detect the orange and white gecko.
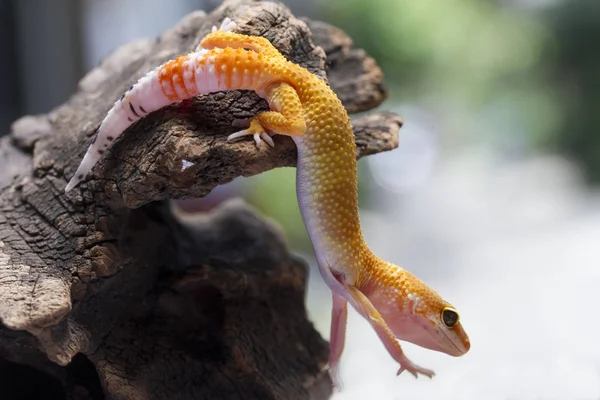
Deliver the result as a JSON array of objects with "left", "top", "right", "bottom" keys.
[{"left": 65, "top": 18, "right": 470, "bottom": 384}]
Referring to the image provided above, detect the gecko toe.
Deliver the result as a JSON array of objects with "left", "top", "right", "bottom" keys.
[
  {"left": 253, "top": 133, "right": 262, "bottom": 147},
  {"left": 227, "top": 129, "right": 251, "bottom": 142},
  {"left": 219, "top": 17, "right": 237, "bottom": 32},
  {"left": 260, "top": 132, "right": 275, "bottom": 147}
]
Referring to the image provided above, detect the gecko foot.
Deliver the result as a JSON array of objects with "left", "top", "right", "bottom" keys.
[
  {"left": 396, "top": 360, "right": 435, "bottom": 379},
  {"left": 227, "top": 118, "right": 275, "bottom": 148},
  {"left": 228, "top": 130, "right": 274, "bottom": 148},
  {"left": 201, "top": 18, "right": 240, "bottom": 52},
  {"left": 211, "top": 17, "right": 237, "bottom": 33},
  {"left": 329, "top": 361, "right": 343, "bottom": 391}
]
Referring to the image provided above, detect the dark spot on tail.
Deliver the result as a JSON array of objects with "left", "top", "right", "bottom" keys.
[
  {"left": 107, "top": 136, "right": 114, "bottom": 141},
  {"left": 91, "top": 129, "right": 99, "bottom": 144},
  {"left": 98, "top": 150, "right": 105, "bottom": 155},
  {"left": 127, "top": 117, "right": 133, "bottom": 122},
  {"left": 129, "top": 102, "right": 140, "bottom": 118},
  {"left": 139, "top": 105, "right": 147, "bottom": 114},
  {"left": 78, "top": 174, "right": 84, "bottom": 179}
]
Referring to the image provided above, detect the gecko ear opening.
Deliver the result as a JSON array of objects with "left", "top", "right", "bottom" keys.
[{"left": 441, "top": 308, "right": 459, "bottom": 328}]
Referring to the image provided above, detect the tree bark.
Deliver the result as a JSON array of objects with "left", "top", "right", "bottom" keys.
[{"left": 0, "top": 1, "right": 402, "bottom": 399}]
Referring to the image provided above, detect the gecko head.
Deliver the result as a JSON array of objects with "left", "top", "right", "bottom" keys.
[
  {"left": 372, "top": 267, "right": 471, "bottom": 357},
  {"left": 404, "top": 300, "right": 471, "bottom": 357}
]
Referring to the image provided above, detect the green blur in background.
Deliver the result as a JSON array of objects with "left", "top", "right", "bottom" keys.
[{"left": 245, "top": 0, "right": 600, "bottom": 247}]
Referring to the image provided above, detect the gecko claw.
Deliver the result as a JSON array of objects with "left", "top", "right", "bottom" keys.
[{"left": 260, "top": 132, "right": 275, "bottom": 147}]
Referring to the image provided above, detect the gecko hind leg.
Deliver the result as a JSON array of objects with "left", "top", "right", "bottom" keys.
[
  {"left": 199, "top": 30, "right": 281, "bottom": 57},
  {"left": 345, "top": 285, "right": 435, "bottom": 379},
  {"left": 227, "top": 82, "right": 306, "bottom": 148}
]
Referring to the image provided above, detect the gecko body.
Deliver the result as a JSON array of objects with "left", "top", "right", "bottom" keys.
[{"left": 65, "top": 18, "right": 470, "bottom": 384}]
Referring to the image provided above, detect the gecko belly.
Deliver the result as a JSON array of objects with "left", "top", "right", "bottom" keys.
[{"left": 292, "top": 133, "right": 364, "bottom": 285}]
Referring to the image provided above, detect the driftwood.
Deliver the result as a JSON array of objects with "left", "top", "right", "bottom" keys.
[{"left": 0, "top": 0, "right": 402, "bottom": 399}]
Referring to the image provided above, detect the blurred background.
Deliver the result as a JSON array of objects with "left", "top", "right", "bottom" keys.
[{"left": 2, "top": 0, "right": 599, "bottom": 399}]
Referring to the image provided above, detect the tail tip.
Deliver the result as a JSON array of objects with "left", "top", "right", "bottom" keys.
[{"left": 64, "top": 175, "right": 81, "bottom": 193}]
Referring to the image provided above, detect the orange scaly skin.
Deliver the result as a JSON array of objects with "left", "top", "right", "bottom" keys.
[{"left": 64, "top": 19, "right": 470, "bottom": 387}]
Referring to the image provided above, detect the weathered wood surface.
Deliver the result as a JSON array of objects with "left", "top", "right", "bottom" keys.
[{"left": 0, "top": 0, "right": 401, "bottom": 398}]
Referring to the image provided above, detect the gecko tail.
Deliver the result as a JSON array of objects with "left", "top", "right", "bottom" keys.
[
  {"left": 64, "top": 66, "right": 176, "bottom": 192},
  {"left": 64, "top": 145, "right": 99, "bottom": 192},
  {"left": 65, "top": 24, "right": 261, "bottom": 192}
]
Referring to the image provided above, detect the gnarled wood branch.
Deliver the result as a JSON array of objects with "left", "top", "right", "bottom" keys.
[{"left": 0, "top": 0, "right": 402, "bottom": 399}]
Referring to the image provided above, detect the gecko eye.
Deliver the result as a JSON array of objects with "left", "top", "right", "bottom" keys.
[{"left": 441, "top": 308, "right": 459, "bottom": 328}]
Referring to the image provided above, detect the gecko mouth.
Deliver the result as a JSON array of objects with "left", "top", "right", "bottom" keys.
[{"left": 440, "top": 327, "right": 469, "bottom": 356}]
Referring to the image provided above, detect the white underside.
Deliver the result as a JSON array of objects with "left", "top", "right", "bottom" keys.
[{"left": 293, "top": 136, "right": 350, "bottom": 297}]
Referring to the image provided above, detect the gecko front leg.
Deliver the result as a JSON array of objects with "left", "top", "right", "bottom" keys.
[
  {"left": 345, "top": 285, "right": 435, "bottom": 378},
  {"left": 319, "top": 259, "right": 434, "bottom": 381}
]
